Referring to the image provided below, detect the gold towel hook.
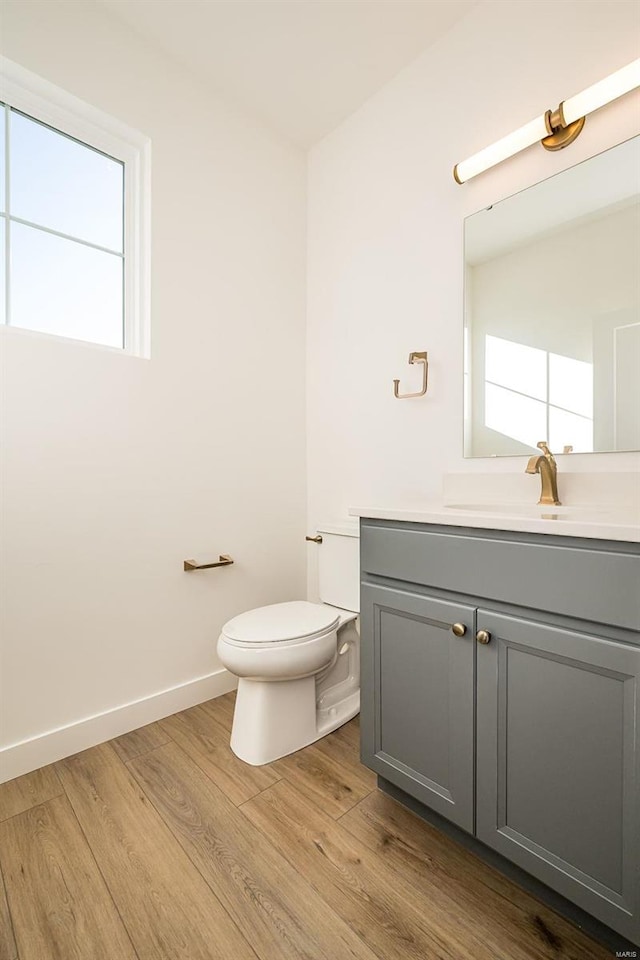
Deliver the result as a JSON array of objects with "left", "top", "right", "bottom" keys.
[{"left": 393, "top": 351, "right": 428, "bottom": 399}]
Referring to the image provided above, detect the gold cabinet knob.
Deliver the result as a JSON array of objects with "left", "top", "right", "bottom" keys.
[
  {"left": 451, "top": 623, "right": 467, "bottom": 637},
  {"left": 305, "top": 535, "right": 323, "bottom": 543},
  {"left": 476, "top": 630, "right": 491, "bottom": 645}
]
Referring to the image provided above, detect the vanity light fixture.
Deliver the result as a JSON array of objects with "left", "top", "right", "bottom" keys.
[{"left": 453, "top": 59, "right": 640, "bottom": 184}]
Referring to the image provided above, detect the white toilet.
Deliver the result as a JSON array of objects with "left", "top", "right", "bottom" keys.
[{"left": 217, "top": 520, "right": 360, "bottom": 765}]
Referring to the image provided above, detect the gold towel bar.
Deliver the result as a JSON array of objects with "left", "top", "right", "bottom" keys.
[
  {"left": 184, "top": 555, "right": 234, "bottom": 571},
  {"left": 393, "top": 351, "right": 428, "bottom": 399}
]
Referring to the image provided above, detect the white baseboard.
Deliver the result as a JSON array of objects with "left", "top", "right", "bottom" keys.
[{"left": 0, "top": 668, "right": 237, "bottom": 784}]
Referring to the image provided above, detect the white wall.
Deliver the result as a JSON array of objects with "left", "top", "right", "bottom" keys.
[
  {"left": 0, "top": 0, "right": 307, "bottom": 779},
  {"left": 306, "top": 0, "right": 640, "bottom": 562}
]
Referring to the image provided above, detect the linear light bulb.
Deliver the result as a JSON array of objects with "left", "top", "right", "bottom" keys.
[
  {"left": 562, "top": 59, "right": 640, "bottom": 125},
  {"left": 454, "top": 115, "right": 548, "bottom": 184},
  {"left": 454, "top": 58, "right": 640, "bottom": 184}
]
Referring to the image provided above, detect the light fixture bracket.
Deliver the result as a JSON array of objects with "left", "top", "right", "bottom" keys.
[{"left": 541, "top": 103, "right": 586, "bottom": 151}]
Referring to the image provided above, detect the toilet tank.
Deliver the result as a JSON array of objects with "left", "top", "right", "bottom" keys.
[{"left": 317, "top": 519, "right": 360, "bottom": 612}]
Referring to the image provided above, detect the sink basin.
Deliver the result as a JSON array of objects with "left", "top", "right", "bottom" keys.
[{"left": 444, "top": 503, "right": 609, "bottom": 518}]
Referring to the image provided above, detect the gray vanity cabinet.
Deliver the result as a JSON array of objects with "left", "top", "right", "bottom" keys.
[
  {"left": 476, "top": 610, "right": 640, "bottom": 942},
  {"left": 360, "top": 583, "right": 475, "bottom": 831},
  {"left": 359, "top": 519, "right": 640, "bottom": 942}
]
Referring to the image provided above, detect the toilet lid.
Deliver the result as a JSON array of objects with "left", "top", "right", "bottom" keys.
[{"left": 222, "top": 601, "right": 340, "bottom": 645}]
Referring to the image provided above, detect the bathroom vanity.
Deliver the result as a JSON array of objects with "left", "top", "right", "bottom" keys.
[
  {"left": 353, "top": 129, "right": 640, "bottom": 945},
  {"left": 356, "top": 511, "right": 640, "bottom": 944}
]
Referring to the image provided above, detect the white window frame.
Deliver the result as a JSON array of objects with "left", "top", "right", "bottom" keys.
[{"left": 0, "top": 56, "right": 151, "bottom": 357}]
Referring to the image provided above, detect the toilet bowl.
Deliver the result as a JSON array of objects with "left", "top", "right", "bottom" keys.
[{"left": 216, "top": 520, "right": 360, "bottom": 765}]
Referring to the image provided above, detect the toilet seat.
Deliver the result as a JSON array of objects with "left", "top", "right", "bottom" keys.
[{"left": 221, "top": 600, "right": 340, "bottom": 648}]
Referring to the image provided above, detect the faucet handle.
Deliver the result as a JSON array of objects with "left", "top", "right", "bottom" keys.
[{"left": 536, "top": 440, "right": 553, "bottom": 458}]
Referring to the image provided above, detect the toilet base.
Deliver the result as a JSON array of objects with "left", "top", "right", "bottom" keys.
[{"left": 230, "top": 676, "right": 360, "bottom": 766}]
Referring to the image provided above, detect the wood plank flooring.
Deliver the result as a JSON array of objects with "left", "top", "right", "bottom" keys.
[
  {"left": 112, "top": 721, "right": 171, "bottom": 763},
  {"left": 0, "top": 865, "right": 17, "bottom": 960},
  {"left": 0, "top": 692, "right": 613, "bottom": 960},
  {"left": 0, "top": 795, "right": 136, "bottom": 960},
  {"left": 0, "top": 765, "right": 62, "bottom": 823}
]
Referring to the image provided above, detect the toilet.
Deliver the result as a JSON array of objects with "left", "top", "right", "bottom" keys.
[{"left": 217, "top": 520, "right": 360, "bottom": 765}]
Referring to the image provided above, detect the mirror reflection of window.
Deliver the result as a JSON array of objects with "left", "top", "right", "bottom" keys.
[
  {"left": 484, "top": 335, "right": 594, "bottom": 453},
  {"left": 484, "top": 381, "right": 547, "bottom": 449},
  {"left": 485, "top": 334, "right": 547, "bottom": 399},
  {"left": 549, "top": 405, "right": 593, "bottom": 453},
  {"left": 548, "top": 353, "right": 594, "bottom": 452},
  {"left": 549, "top": 353, "right": 593, "bottom": 418}
]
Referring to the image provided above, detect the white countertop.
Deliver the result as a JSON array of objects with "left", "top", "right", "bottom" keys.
[{"left": 348, "top": 501, "right": 640, "bottom": 543}]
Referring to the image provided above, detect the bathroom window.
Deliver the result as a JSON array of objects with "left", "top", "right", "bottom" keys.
[
  {"left": 0, "top": 59, "right": 150, "bottom": 355},
  {"left": 484, "top": 334, "right": 594, "bottom": 452}
]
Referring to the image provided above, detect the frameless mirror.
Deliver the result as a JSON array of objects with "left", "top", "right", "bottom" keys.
[{"left": 464, "top": 136, "right": 640, "bottom": 457}]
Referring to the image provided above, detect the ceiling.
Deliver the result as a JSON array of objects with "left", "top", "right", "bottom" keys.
[{"left": 95, "top": 0, "right": 477, "bottom": 147}]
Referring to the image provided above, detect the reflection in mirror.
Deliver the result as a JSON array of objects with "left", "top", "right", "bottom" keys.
[{"left": 464, "top": 136, "right": 640, "bottom": 457}]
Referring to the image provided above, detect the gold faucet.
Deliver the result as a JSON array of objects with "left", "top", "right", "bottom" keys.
[{"left": 525, "top": 441, "right": 561, "bottom": 505}]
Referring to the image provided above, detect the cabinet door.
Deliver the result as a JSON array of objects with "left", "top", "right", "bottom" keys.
[
  {"left": 476, "top": 610, "right": 640, "bottom": 942},
  {"left": 360, "top": 583, "right": 475, "bottom": 832}
]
